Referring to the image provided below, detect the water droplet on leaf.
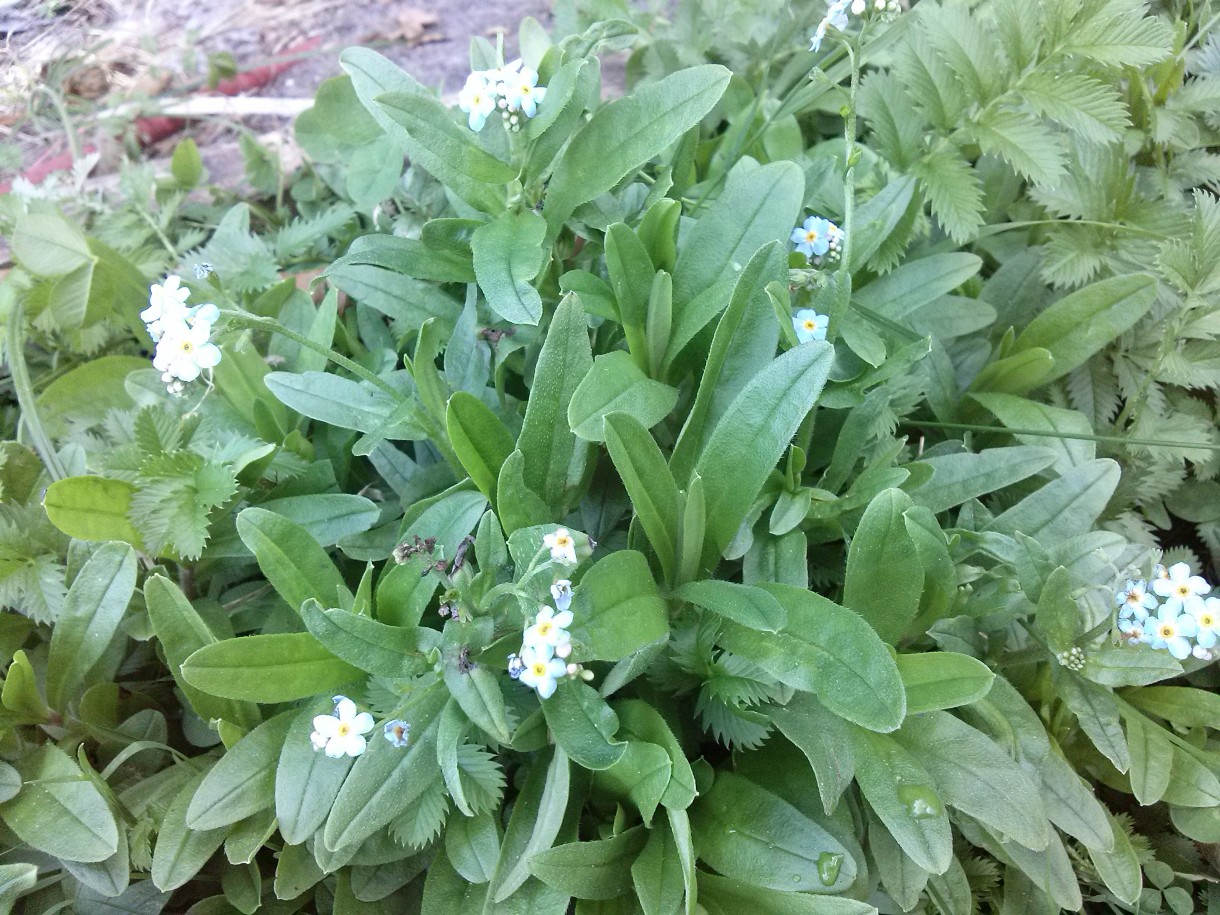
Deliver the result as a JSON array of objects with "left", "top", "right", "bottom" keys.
[
  {"left": 897, "top": 785, "right": 943, "bottom": 819},
  {"left": 816, "top": 852, "right": 844, "bottom": 885}
]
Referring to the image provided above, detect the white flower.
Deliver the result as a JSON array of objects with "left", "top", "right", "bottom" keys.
[
  {"left": 311, "top": 697, "right": 375, "bottom": 758},
  {"left": 1191, "top": 597, "right": 1219, "bottom": 649},
  {"left": 550, "top": 579, "right": 573, "bottom": 613},
  {"left": 1115, "top": 579, "right": 1157, "bottom": 621},
  {"left": 1192, "top": 644, "right": 1214, "bottom": 661},
  {"left": 518, "top": 644, "right": 566, "bottom": 699},
  {"left": 141, "top": 274, "right": 192, "bottom": 341},
  {"left": 1145, "top": 606, "right": 1199, "bottom": 661},
  {"left": 544, "top": 527, "right": 578, "bottom": 565},
  {"left": 810, "top": 0, "right": 851, "bottom": 52},
  {"left": 851, "top": 0, "right": 866, "bottom": 13},
  {"left": 1151, "top": 561, "right": 1211, "bottom": 615},
  {"left": 793, "top": 309, "right": 829, "bottom": 344},
  {"left": 458, "top": 71, "right": 497, "bottom": 131},
  {"left": 500, "top": 60, "right": 546, "bottom": 118},
  {"left": 152, "top": 319, "right": 223, "bottom": 383},
  {"left": 524, "top": 605, "right": 574, "bottom": 650}
]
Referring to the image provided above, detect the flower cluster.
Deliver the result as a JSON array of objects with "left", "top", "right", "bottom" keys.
[
  {"left": 140, "top": 275, "right": 222, "bottom": 394},
  {"left": 508, "top": 579, "right": 591, "bottom": 699},
  {"left": 809, "top": 0, "right": 902, "bottom": 52},
  {"left": 309, "top": 696, "right": 412, "bottom": 759},
  {"left": 458, "top": 60, "right": 546, "bottom": 133},
  {"left": 1116, "top": 562, "right": 1218, "bottom": 661},
  {"left": 791, "top": 216, "right": 844, "bottom": 262}
]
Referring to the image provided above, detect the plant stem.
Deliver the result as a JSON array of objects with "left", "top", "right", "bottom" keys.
[
  {"left": 5, "top": 308, "right": 67, "bottom": 481},
  {"left": 905, "top": 419, "right": 1220, "bottom": 452},
  {"left": 827, "top": 37, "right": 861, "bottom": 343},
  {"left": 219, "top": 310, "right": 403, "bottom": 398}
]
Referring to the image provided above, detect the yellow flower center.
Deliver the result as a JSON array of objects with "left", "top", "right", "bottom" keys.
[
  {"left": 531, "top": 662, "right": 547, "bottom": 677},
  {"left": 180, "top": 341, "right": 194, "bottom": 353},
  {"left": 1159, "top": 624, "right": 1175, "bottom": 639},
  {"left": 336, "top": 722, "right": 351, "bottom": 737},
  {"left": 1126, "top": 590, "right": 1143, "bottom": 603},
  {"left": 1177, "top": 584, "right": 1191, "bottom": 597},
  {"left": 556, "top": 535, "right": 570, "bottom": 547},
  {"left": 1201, "top": 614, "right": 1215, "bottom": 627},
  {"left": 805, "top": 231, "right": 817, "bottom": 242},
  {"left": 537, "top": 621, "right": 553, "bottom": 636},
  {"left": 803, "top": 320, "right": 817, "bottom": 331}
]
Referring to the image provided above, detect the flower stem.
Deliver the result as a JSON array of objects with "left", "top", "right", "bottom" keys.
[
  {"left": 905, "top": 419, "right": 1220, "bottom": 452},
  {"left": 5, "top": 308, "right": 67, "bottom": 481},
  {"left": 826, "top": 37, "right": 861, "bottom": 344},
  {"left": 219, "top": 309, "right": 403, "bottom": 399}
]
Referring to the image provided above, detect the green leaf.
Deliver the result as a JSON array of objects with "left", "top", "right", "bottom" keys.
[
  {"left": 324, "top": 685, "right": 447, "bottom": 851},
  {"left": 568, "top": 351, "right": 679, "bottom": 442},
  {"left": 472, "top": 211, "right": 549, "bottom": 325},
  {"left": 1039, "top": 748, "right": 1112, "bottom": 851},
  {"left": 969, "top": 347, "right": 1057, "bottom": 396},
  {"left": 46, "top": 542, "right": 136, "bottom": 710},
  {"left": 246, "top": 494, "right": 379, "bottom": 548},
  {"left": 490, "top": 747, "right": 571, "bottom": 903},
  {"left": 144, "top": 576, "right": 259, "bottom": 729},
  {"left": 12, "top": 211, "right": 94, "bottom": 276},
  {"left": 603, "top": 413, "right": 680, "bottom": 586},
  {"left": 769, "top": 696, "right": 855, "bottom": 816},
  {"left": 567, "top": 550, "right": 668, "bottom": 662},
  {"left": 852, "top": 253, "right": 983, "bottom": 319},
  {"left": 182, "top": 632, "right": 363, "bottom": 702},
  {"left": 1083, "top": 645, "right": 1182, "bottom": 687},
  {"left": 697, "top": 871, "right": 877, "bottom": 915},
  {"left": 171, "top": 137, "right": 204, "bottom": 186},
  {"left": 850, "top": 729, "right": 952, "bottom": 874},
  {"left": 913, "top": 147, "right": 984, "bottom": 244},
  {"left": 909, "top": 446, "right": 1056, "bottom": 515},
  {"left": 445, "top": 810, "right": 500, "bottom": 884},
  {"left": 187, "top": 711, "right": 294, "bottom": 830},
  {"left": 236, "top": 507, "right": 353, "bottom": 613},
  {"left": 615, "top": 700, "right": 697, "bottom": 812},
  {"left": 497, "top": 450, "right": 552, "bottom": 536},
  {"left": 593, "top": 741, "right": 671, "bottom": 826},
  {"left": 1123, "top": 685, "right": 1220, "bottom": 729},
  {"left": 36, "top": 355, "right": 147, "bottom": 436},
  {"left": 529, "top": 828, "right": 647, "bottom": 900},
  {"left": 690, "top": 772, "right": 855, "bottom": 893},
  {"left": 1012, "top": 274, "right": 1157, "bottom": 383},
  {"left": 896, "top": 652, "right": 994, "bottom": 714},
  {"left": 276, "top": 700, "right": 356, "bottom": 845},
  {"left": 447, "top": 391, "right": 516, "bottom": 505},
  {"left": 893, "top": 711, "right": 1051, "bottom": 851},
  {"left": 1087, "top": 811, "right": 1142, "bottom": 906},
  {"left": 605, "top": 222, "right": 653, "bottom": 363},
  {"left": 631, "top": 815, "right": 686, "bottom": 915},
  {"left": 670, "top": 160, "right": 804, "bottom": 320},
  {"left": 695, "top": 342, "right": 834, "bottom": 567},
  {"left": 668, "top": 242, "right": 785, "bottom": 479},
  {"left": 984, "top": 459, "right": 1120, "bottom": 545},
  {"left": 718, "top": 584, "right": 906, "bottom": 733},
  {"left": 152, "top": 768, "right": 227, "bottom": 891},
  {"left": 130, "top": 453, "right": 237, "bottom": 559},
  {"left": 843, "top": 488, "right": 923, "bottom": 643},
  {"left": 518, "top": 294, "right": 593, "bottom": 513},
  {"left": 544, "top": 65, "right": 731, "bottom": 230},
  {"left": 43, "top": 476, "right": 143, "bottom": 547},
  {"left": 373, "top": 90, "right": 513, "bottom": 210},
  {"left": 301, "top": 599, "right": 439, "bottom": 678},
  {"left": 264, "top": 370, "right": 408, "bottom": 434},
  {"left": 543, "top": 680, "right": 627, "bottom": 770},
  {"left": 674, "top": 579, "right": 786, "bottom": 633},
  {"left": 969, "top": 393, "right": 1095, "bottom": 473},
  {"left": 0, "top": 744, "right": 118, "bottom": 863},
  {"left": 0, "top": 864, "right": 37, "bottom": 913},
  {"left": 444, "top": 663, "right": 512, "bottom": 745}
]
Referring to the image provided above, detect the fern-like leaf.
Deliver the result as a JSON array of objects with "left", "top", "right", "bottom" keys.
[{"left": 914, "top": 145, "right": 985, "bottom": 243}]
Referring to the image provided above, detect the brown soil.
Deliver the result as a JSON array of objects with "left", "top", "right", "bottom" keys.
[{"left": 1, "top": 0, "right": 552, "bottom": 186}]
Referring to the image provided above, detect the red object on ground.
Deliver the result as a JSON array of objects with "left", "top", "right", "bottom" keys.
[{"left": 0, "top": 37, "right": 322, "bottom": 194}]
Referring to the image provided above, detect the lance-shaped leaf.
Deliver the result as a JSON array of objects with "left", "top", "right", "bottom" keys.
[{"left": 472, "top": 211, "right": 549, "bottom": 326}]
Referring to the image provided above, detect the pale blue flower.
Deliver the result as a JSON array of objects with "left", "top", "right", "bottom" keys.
[
  {"left": 1190, "top": 597, "right": 1219, "bottom": 650},
  {"left": 383, "top": 719, "right": 411, "bottom": 748},
  {"left": 519, "top": 644, "right": 565, "bottom": 699},
  {"left": 550, "top": 579, "right": 573, "bottom": 613},
  {"left": 791, "top": 216, "right": 836, "bottom": 257},
  {"left": 1115, "top": 579, "right": 1157, "bottom": 621},
  {"left": 1151, "top": 561, "right": 1210, "bottom": 615},
  {"left": 793, "top": 309, "right": 829, "bottom": 344},
  {"left": 1145, "top": 606, "right": 1199, "bottom": 660}
]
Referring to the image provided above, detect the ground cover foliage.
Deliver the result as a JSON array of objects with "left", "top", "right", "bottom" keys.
[{"left": 0, "top": 0, "right": 1219, "bottom": 911}]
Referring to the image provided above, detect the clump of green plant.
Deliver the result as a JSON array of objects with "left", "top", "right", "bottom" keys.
[{"left": 1, "top": 1, "right": 1219, "bottom": 912}]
